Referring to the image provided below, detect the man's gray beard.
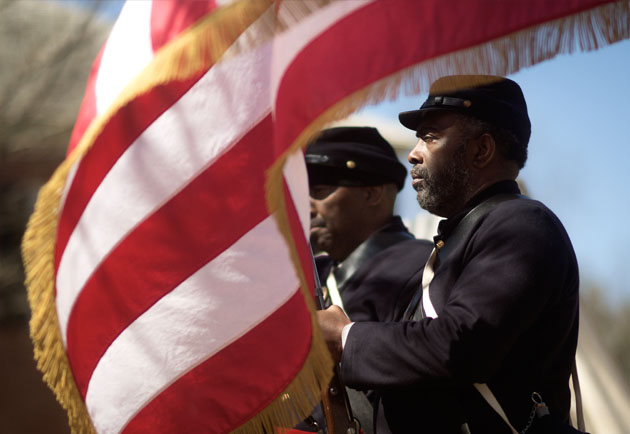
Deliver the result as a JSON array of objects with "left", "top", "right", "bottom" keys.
[{"left": 414, "top": 144, "right": 473, "bottom": 217}]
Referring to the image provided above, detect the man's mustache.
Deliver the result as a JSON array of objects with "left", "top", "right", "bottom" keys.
[
  {"left": 310, "top": 217, "right": 326, "bottom": 228},
  {"left": 410, "top": 165, "right": 429, "bottom": 185}
]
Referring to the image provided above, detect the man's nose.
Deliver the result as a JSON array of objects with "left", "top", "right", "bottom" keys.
[
  {"left": 408, "top": 140, "right": 423, "bottom": 165},
  {"left": 309, "top": 198, "right": 317, "bottom": 219}
]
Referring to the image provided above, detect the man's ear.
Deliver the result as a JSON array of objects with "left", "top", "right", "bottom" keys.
[
  {"left": 364, "top": 185, "right": 386, "bottom": 206},
  {"left": 471, "top": 133, "right": 496, "bottom": 169}
]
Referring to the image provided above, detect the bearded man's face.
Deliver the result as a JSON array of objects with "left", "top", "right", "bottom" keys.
[{"left": 408, "top": 112, "right": 476, "bottom": 217}]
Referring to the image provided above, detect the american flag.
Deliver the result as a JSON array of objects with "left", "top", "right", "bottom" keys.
[{"left": 22, "top": 1, "right": 628, "bottom": 433}]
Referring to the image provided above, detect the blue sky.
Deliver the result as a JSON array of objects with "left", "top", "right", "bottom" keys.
[
  {"left": 66, "top": 0, "right": 629, "bottom": 304},
  {"left": 360, "top": 39, "right": 630, "bottom": 305}
]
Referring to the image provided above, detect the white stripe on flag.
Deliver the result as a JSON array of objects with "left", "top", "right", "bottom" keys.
[
  {"left": 95, "top": 0, "right": 155, "bottom": 114},
  {"left": 56, "top": 43, "right": 274, "bottom": 344},
  {"left": 85, "top": 215, "right": 300, "bottom": 434}
]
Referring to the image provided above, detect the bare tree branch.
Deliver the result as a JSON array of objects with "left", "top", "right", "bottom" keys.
[{"left": 0, "top": 0, "right": 111, "bottom": 323}]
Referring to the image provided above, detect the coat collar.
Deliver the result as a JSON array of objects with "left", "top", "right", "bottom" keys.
[
  {"left": 332, "top": 216, "right": 414, "bottom": 288},
  {"left": 436, "top": 180, "right": 521, "bottom": 242}
]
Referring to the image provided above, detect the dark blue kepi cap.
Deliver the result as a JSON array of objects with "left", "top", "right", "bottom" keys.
[
  {"left": 399, "top": 75, "right": 531, "bottom": 147},
  {"left": 305, "top": 126, "right": 407, "bottom": 191}
]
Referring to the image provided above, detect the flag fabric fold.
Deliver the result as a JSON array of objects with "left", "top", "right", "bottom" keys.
[{"left": 22, "top": 1, "right": 629, "bottom": 433}]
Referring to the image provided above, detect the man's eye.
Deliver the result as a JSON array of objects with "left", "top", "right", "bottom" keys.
[
  {"left": 310, "top": 185, "right": 337, "bottom": 200},
  {"left": 416, "top": 130, "right": 437, "bottom": 142}
]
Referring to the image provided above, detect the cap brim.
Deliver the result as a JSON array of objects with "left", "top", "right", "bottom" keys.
[
  {"left": 399, "top": 106, "right": 460, "bottom": 131},
  {"left": 398, "top": 110, "right": 422, "bottom": 131}
]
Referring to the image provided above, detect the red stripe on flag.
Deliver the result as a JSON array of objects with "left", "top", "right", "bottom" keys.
[
  {"left": 121, "top": 290, "right": 312, "bottom": 434},
  {"left": 67, "top": 46, "right": 105, "bottom": 156},
  {"left": 273, "top": 0, "right": 611, "bottom": 156},
  {"left": 55, "top": 74, "right": 204, "bottom": 273},
  {"left": 150, "top": 0, "right": 218, "bottom": 52},
  {"left": 66, "top": 115, "right": 275, "bottom": 397}
]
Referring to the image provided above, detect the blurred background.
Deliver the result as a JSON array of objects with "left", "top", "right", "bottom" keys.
[{"left": 0, "top": 0, "right": 628, "bottom": 433}]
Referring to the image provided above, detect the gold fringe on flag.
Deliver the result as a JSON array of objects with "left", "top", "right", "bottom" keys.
[
  {"left": 394, "top": 0, "right": 630, "bottom": 98},
  {"left": 22, "top": 1, "right": 334, "bottom": 433},
  {"left": 231, "top": 320, "right": 333, "bottom": 434},
  {"left": 22, "top": 154, "right": 92, "bottom": 432}
]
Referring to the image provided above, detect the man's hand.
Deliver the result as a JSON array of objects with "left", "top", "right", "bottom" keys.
[{"left": 316, "top": 305, "right": 350, "bottom": 363}]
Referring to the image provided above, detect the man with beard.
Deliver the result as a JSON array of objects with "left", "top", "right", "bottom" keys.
[
  {"left": 317, "top": 76, "right": 580, "bottom": 434},
  {"left": 297, "top": 126, "right": 432, "bottom": 433}
]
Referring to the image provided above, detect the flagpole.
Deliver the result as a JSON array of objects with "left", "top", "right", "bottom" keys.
[
  {"left": 309, "top": 245, "right": 361, "bottom": 434},
  {"left": 310, "top": 246, "right": 326, "bottom": 310}
]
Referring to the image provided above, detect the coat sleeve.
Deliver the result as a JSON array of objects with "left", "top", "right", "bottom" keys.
[{"left": 340, "top": 201, "right": 578, "bottom": 390}]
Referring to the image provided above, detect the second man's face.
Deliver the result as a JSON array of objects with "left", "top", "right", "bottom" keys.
[{"left": 309, "top": 185, "right": 370, "bottom": 262}]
